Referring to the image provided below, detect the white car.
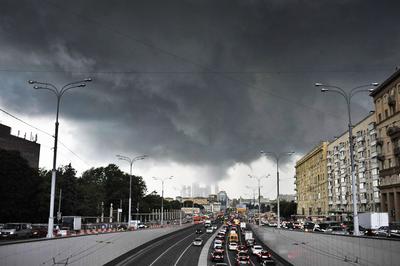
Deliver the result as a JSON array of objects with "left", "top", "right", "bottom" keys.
[
  {"left": 228, "top": 242, "right": 238, "bottom": 251},
  {"left": 251, "top": 245, "right": 263, "bottom": 255},
  {"left": 193, "top": 238, "right": 203, "bottom": 246},
  {"left": 214, "top": 239, "right": 223, "bottom": 248},
  {"left": 206, "top": 227, "right": 213, "bottom": 233},
  {"left": 212, "top": 225, "right": 218, "bottom": 230}
]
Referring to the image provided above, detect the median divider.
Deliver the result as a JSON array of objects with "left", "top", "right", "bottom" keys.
[{"left": 198, "top": 225, "right": 221, "bottom": 266}]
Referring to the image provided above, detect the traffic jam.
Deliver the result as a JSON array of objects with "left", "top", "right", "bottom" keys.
[{"left": 206, "top": 217, "right": 275, "bottom": 266}]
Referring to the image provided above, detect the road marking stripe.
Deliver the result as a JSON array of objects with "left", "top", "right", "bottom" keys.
[
  {"left": 116, "top": 227, "right": 191, "bottom": 266},
  {"left": 149, "top": 232, "right": 195, "bottom": 266},
  {"left": 173, "top": 241, "right": 194, "bottom": 266}
]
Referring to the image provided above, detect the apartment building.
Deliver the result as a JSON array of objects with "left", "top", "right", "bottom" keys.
[
  {"left": 327, "top": 113, "right": 380, "bottom": 217},
  {"left": 295, "top": 142, "right": 329, "bottom": 216},
  {"left": 370, "top": 68, "right": 400, "bottom": 223}
]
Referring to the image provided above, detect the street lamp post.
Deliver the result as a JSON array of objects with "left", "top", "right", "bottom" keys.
[
  {"left": 260, "top": 151, "right": 294, "bottom": 229},
  {"left": 29, "top": 78, "right": 92, "bottom": 238},
  {"left": 248, "top": 174, "right": 269, "bottom": 226},
  {"left": 316, "top": 82, "right": 378, "bottom": 236},
  {"left": 116, "top": 154, "right": 148, "bottom": 228},
  {"left": 153, "top": 176, "right": 173, "bottom": 226}
]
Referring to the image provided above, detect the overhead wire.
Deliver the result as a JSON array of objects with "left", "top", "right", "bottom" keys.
[{"left": 0, "top": 106, "right": 90, "bottom": 167}]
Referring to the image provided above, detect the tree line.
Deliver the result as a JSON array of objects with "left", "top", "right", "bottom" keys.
[{"left": 0, "top": 148, "right": 182, "bottom": 223}]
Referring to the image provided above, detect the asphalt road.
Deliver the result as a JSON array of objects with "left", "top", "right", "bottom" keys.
[
  {"left": 109, "top": 224, "right": 215, "bottom": 266},
  {"left": 207, "top": 225, "right": 284, "bottom": 266}
]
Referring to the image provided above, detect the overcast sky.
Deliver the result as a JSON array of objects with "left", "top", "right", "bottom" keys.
[{"left": 1, "top": 0, "right": 399, "bottom": 199}]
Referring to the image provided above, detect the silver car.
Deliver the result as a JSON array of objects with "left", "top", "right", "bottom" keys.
[{"left": 0, "top": 223, "right": 32, "bottom": 239}]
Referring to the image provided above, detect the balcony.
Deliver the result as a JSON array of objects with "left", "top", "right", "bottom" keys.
[
  {"left": 394, "top": 146, "right": 400, "bottom": 157},
  {"left": 377, "top": 154, "right": 385, "bottom": 161},
  {"left": 357, "top": 136, "right": 364, "bottom": 143},
  {"left": 371, "top": 151, "right": 378, "bottom": 158},
  {"left": 388, "top": 95, "right": 396, "bottom": 106},
  {"left": 357, "top": 146, "right": 365, "bottom": 153},
  {"left": 359, "top": 188, "right": 367, "bottom": 193},
  {"left": 359, "top": 177, "right": 366, "bottom": 183},
  {"left": 387, "top": 126, "right": 400, "bottom": 139},
  {"left": 379, "top": 166, "right": 400, "bottom": 178},
  {"left": 360, "top": 199, "right": 367, "bottom": 204}
]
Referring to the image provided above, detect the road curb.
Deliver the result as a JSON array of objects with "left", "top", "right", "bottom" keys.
[{"left": 198, "top": 226, "right": 220, "bottom": 266}]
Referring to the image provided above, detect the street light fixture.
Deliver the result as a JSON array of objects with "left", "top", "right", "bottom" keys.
[
  {"left": 248, "top": 174, "right": 270, "bottom": 226},
  {"left": 116, "top": 154, "right": 148, "bottom": 228},
  {"left": 260, "top": 151, "right": 294, "bottom": 229},
  {"left": 29, "top": 78, "right": 92, "bottom": 238},
  {"left": 317, "top": 82, "right": 378, "bottom": 236},
  {"left": 153, "top": 176, "right": 173, "bottom": 226}
]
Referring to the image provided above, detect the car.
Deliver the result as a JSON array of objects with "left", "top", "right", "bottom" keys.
[
  {"left": 214, "top": 239, "right": 223, "bottom": 248},
  {"left": 236, "top": 255, "right": 251, "bottom": 265},
  {"left": 237, "top": 251, "right": 249, "bottom": 259},
  {"left": 31, "top": 224, "right": 47, "bottom": 238},
  {"left": 245, "top": 238, "right": 255, "bottom": 247},
  {"left": 212, "top": 225, "right": 218, "bottom": 230},
  {"left": 214, "top": 263, "right": 228, "bottom": 266},
  {"left": 214, "top": 245, "right": 224, "bottom": 253},
  {"left": 236, "top": 245, "right": 248, "bottom": 254},
  {"left": 196, "top": 228, "right": 203, "bottom": 234},
  {"left": 327, "top": 226, "right": 349, "bottom": 235},
  {"left": 206, "top": 227, "right": 214, "bottom": 233},
  {"left": 193, "top": 237, "right": 203, "bottom": 246},
  {"left": 303, "top": 221, "right": 317, "bottom": 232},
  {"left": 228, "top": 242, "right": 238, "bottom": 251},
  {"left": 251, "top": 245, "right": 263, "bottom": 255},
  {"left": 0, "top": 223, "right": 32, "bottom": 239},
  {"left": 210, "top": 250, "right": 224, "bottom": 262},
  {"left": 257, "top": 250, "right": 273, "bottom": 262},
  {"left": 138, "top": 223, "right": 148, "bottom": 229}
]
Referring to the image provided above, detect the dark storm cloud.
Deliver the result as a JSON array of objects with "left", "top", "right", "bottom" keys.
[{"left": 1, "top": 0, "right": 400, "bottom": 180}]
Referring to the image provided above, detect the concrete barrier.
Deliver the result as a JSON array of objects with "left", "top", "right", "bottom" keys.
[
  {"left": 0, "top": 224, "right": 190, "bottom": 266},
  {"left": 251, "top": 225, "right": 400, "bottom": 266}
]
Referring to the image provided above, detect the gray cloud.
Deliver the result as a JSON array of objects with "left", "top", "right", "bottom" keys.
[{"left": 1, "top": 0, "right": 400, "bottom": 182}]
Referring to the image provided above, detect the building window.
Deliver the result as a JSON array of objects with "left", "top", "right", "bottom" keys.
[
  {"left": 389, "top": 158, "right": 392, "bottom": 168},
  {"left": 385, "top": 110, "right": 389, "bottom": 119},
  {"left": 378, "top": 113, "right": 382, "bottom": 122}
]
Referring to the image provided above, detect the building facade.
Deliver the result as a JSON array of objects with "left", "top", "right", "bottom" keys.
[
  {"left": 0, "top": 123, "right": 40, "bottom": 168},
  {"left": 295, "top": 142, "right": 329, "bottom": 216},
  {"left": 370, "top": 69, "right": 400, "bottom": 223},
  {"left": 327, "top": 113, "right": 380, "bottom": 217}
]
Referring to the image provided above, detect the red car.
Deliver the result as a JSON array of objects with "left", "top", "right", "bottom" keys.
[
  {"left": 211, "top": 250, "right": 224, "bottom": 262},
  {"left": 236, "top": 245, "right": 248, "bottom": 254},
  {"left": 236, "top": 256, "right": 251, "bottom": 265},
  {"left": 257, "top": 250, "right": 273, "bottom": 262},
  {"left": 237, "top": 251, "right": 249, "bottom": 260}
]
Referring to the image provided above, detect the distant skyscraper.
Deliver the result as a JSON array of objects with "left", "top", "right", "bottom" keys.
[{"left": 215, "top": 183, "right": 219, "bottom": 194}]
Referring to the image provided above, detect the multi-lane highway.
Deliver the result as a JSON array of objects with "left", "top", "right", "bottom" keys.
[
  {"left": 206, "top": 224, "right": 285, "bottom": 266},
  {"left": 106, "top": 221, "right": 287, "bottom": 266},
  {"left": 107, "top": 224, "right": 214, "bottom": 266}
]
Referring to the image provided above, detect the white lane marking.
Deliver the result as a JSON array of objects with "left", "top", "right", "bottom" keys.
[
  {"left": 149, "top": 232, "right": 195, "bottom": 266},
  {"left": 225, "top": 236, "right": 232, "bottom": 266},
  {"left": 173, "top": 239, "right": 196, "bottom": 266},
  {"left": 116, "top": 227, "right": 191, "bottom": 266}
]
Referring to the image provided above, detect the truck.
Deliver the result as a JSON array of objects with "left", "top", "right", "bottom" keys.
[
  {"left": 229, "top": 231, "right": 239, "bottom": 243},
  {"left": 244, "top": 230, "right": 253, "bottom": 241},
  {"left": 240, "top": 222, "right": 246, "bottom": 230},
  {"left": 205, "top": 220, "right": 212, "bottom": 227},
  {"left": 358, "top": 212, "right": 389, "bottom": 230},
  {"left": 61, "top": 216, "right": 82, "bottom": 231}
]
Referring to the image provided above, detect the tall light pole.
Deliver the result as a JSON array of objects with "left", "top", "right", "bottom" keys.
[
  {"left": 316, "top": 82, "right": 378, "bottom": 236},
  {"left": 261, "top": 151, "right": 294, "bottom": 229},
  {"left": 153, "top": 176, "right": 173, "bottom": 226},
  {"left": 116, "top": 154, "right": 148, "bottom": 228},
  {"left": 29, "top": 78, "right": 92, "bottom": 238},
  {"left": 248, "top": 174, "right": 269, "bottom": 226}
]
